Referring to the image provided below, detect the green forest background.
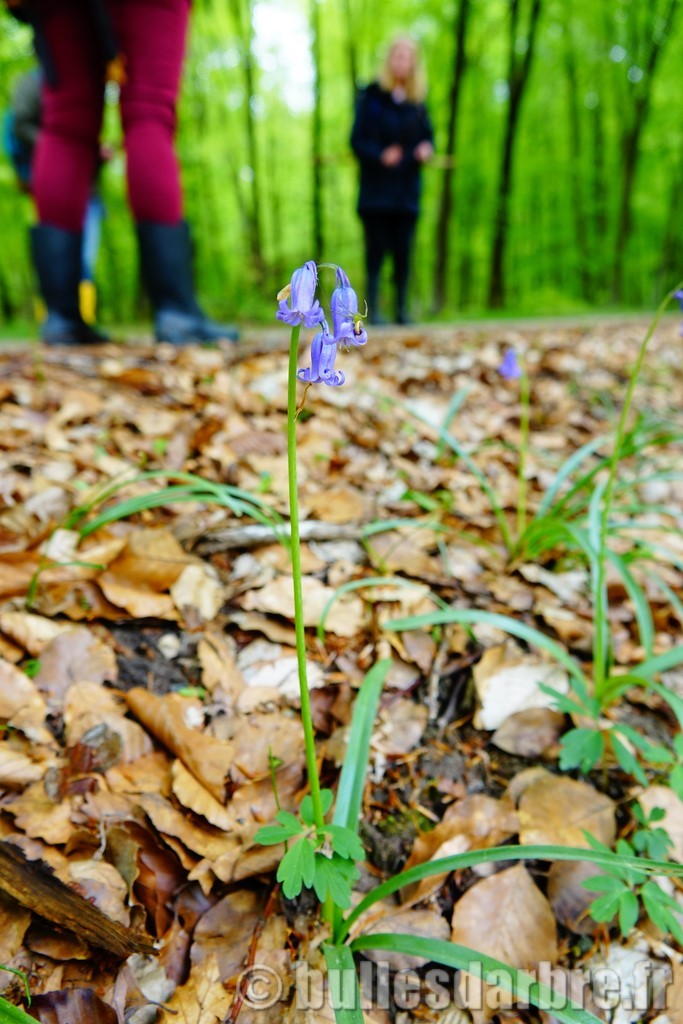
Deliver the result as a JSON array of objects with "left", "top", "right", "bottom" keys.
[{"left": 0, "top": 0, "right": 682, "bottom": 326}]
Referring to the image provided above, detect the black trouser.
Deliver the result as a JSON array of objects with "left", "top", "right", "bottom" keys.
[{"left": 361, "top": 211, "right": 417, "bottom": 322}]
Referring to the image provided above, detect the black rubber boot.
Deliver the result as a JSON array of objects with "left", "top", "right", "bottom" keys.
[
  {"left": 136, "top": 221, "right": 238, "bottom": 344},
  {"left": 30, "top": 225, "right": 109, "bottom": 346}
]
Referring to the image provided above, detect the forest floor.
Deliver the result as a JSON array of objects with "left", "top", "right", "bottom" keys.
[{"left": 0, "top": 316, "right": 682, "bottom": 1024}]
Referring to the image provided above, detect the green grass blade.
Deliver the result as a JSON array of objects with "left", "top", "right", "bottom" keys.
[
  {"left": 333, "top": 659, "right": 391, "bottom": 834},
  {"left": 323, "top": 944, "right": 364, "bottom": 1024},
  {"left": 536, "top": 433, "right": 608, "bottom": 517},
  {"left": 435, "top": 385, "right": 471, "bottom": 459},
  {"left": 0, "top": 998, "right": 37, "bottom": 1024},
  {"left": 383, "top": 607, "right": 588, "bottom": 687},
  {"left": 637, "top": 646, "right": 683, "bottom": 679},
  {"left": 350, "top": 934, "right": 601, "bottom": 1024},
  {"left": 360, "top": 517, "right": 449, "bottom": 538},
  {"left": 337, "top": 844, "right": 683, "bottom": 943},
  {"left": 643, "top": 568, "right": 683, "bottom": 624},
  {"left": 605, "top": 551, "right": 654, "bottom": 657},
  {"left": 317, "top": 577, "right": 449, "bottom": 643}
]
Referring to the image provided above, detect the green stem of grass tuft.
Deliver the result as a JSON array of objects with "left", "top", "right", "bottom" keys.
[{"left": 593, "top": 285, "right": 683, "bottom": 700}]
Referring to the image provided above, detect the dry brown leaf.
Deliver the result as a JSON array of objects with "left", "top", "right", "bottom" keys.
[
  {"left": 0, "top": 658, "right": 45, "bottom": 718},
  {"left": 198, "top": 633, "right": 245, "bottom": 702},
  {"left": 158, "top": 953, "right": 232, "bottom": 1024},
  {"left": 547, "top": 860, "right": 606, "bottom": 935},
  {"left": 24, "top": 925, "right": 91, "bottom": 960},
  {"left": 401, "top": 795, "right": 519, "bottom": 902},
  {"left": 5, "top": 780, "right": 74, "bottom": 845},
  {"left": 491, "top": 708, "right": 564, "bottom": 758},
  {"left": 33, "top": 627, "right": 118, "bottom": 703},
  {"left": 191, "top": 889, "right": 265, "bottom": 982},
  {"left": 106, "top": 751, "right": 172, "bottom": 797},
  {"left": 240, "top": 575, "right": 364, "bottom": 637},
  {"left": 30, "top": 989, "right": 118, "bottom": 1024},
  {"left": 171, "top": 563, "right": 225, "bottom": 623},
  {"left": 101, "top": 527, "right": 191, "bottom": 591},
  {"left": 137, "top": 793, "right": 236, "bottom": 861},
  {"left": 68, "top": 858, "right": 130, "bottom": 926},
  {"left": 306, "top": 486, "right": 367, "bottom": 524},
  {"left": 0, "top": 743, "right": 49, "bottom": 787},
  {"left": 98, "top": 576, "right": 177, "bottom": 619},
  {"left": 64, "top": 681, "right": 153, "bottom": 764},
  {"left": 230, "top": 713, "right": 304, "bottom": 782},
  {"left": 0, "top": 889, "right": 31, "bottom": 965},
  {"left": 126, "top": 689, "right": 233, "bottom": 800},
  {"left": 171, "top": 759, "right": 233, "bottom": 831},
  {"left": 517, "top": 775, "right": 616, "bottom": 848},
  {"left": 451, "top": 865, "right": 558, "bottom": 1022},
  {"left": 375, "top": 699, "right": 427, "bottom": 755},
  {"left": 0, "top": 611, "right": 72, "bottom": 655}
]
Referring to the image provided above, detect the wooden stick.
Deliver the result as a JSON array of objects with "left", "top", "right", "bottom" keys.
[{"left": 0, "top": 841, "right": 156, "bottom": 958}]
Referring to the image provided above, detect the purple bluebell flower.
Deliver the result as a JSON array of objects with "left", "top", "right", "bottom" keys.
[
  {"left": 277, "top": 261, "right": 326, "bottom": 328},
  {"left": 330, "top": 267, "right": 367, "bottom": 347},
  {"left": 297, "top": 325, "right": 345, "bottom": 387},
  {"left": 674, "top": 290, "right": 683, "bottom": 334},
  {"left": 498, "top": 348, "right": 522, "bottom": 380}
]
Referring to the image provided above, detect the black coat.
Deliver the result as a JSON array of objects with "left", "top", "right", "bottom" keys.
[{"left": 351, "top": 81, "right": 434, "bottom": 216}]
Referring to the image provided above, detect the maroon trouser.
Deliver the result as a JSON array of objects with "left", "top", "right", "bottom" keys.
[{"left": 33, "top": 0, "right": 189, "bottom": 231}]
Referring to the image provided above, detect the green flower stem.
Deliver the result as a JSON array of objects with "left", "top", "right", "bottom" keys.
[
  {"left": 286, "top": 326, "right": 325, "bottom": 833},
  {"left": 593, "top": 285, "right": 683, "bottom": 700},
  {"left": 516, "top": 357, "right": 530, "bottom": 540}
]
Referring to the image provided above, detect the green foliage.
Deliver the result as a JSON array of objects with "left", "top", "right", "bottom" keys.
[
  {"left": 0, "top": 966, "right": 35, "bottom": 1024},
  {"left": 254, "top": 793, "right": 363, "bottom": 909},
  {"left": 582, "top": 832, "right": 683, "bottom": 943}
]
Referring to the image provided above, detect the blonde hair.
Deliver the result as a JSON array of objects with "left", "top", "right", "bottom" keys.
[{"left": 378, "top": 36, "right": 427, "bottom": 103}]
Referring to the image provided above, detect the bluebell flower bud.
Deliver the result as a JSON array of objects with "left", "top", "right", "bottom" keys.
[
  {"left": 297, "top": 324, "right": 345, "bottom": 387},
  {"left": 330, "top": 267, "right": 367, "bottom": 347}
]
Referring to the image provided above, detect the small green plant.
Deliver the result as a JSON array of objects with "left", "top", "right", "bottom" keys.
[
  {"left": 582, "top": 830, "right": 683, "bottom": 943},
  {"left": 251, "top": 264, "right": 683, "bottom": 1024},
  {"left": 0, "top": 966, "right": 36, "bottom": 1024}
]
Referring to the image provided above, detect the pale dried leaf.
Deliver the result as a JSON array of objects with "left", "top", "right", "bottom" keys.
[
  {"left": 171, "top": 563, "right": 225, "bottom": 623},
  {"left": 158, "top": 953, "right": 232, "bottom": 1024},
  {"left": 518, "top": 775, "right": 616, "bottom": 848},
  {"left": 34, "top": 627, "right": 118, "bottom": 703},
  {"left": 171, "top": 759, "right": 233, "bottom": 831},
  {"left": 491, "top": 708, "right": 564, "bottom": 758},
  {"left": 126, "top": 689, "right": 233, "bottom": 800},
  {"left": 240, "top": 575, "right": 364, "bottom": 637},
  {"left": 0, "top": 611, "right": 72, "bottom": 655},
  {"left": 452, "top": 865, "right": 558, "bottom": 1022},
  {"left": 473, "top": 644, "right": 570, "bottom": 730}
]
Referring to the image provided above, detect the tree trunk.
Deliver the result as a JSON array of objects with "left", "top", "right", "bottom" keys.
[
  {"left": 563, "top": 38, "right": 590, "bottom": 300},
  {"left": 310, "top": 0, "right": 324, "bottom": 260},
  {"left": 611, "top": 0, "right": 679, "bottom": 300},
  {"left": 432, "top": 0, "right": 470, "bottom": 314},
  {"left": 487, "top": 0, "right": 543, "bottom": 309},
  {"left": 228, "top": 0, "right": 265, "bottom": 286}
]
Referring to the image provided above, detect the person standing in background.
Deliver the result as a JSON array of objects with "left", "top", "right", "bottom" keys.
[
  {"left": 4, "top": 0, "right": 237, "bottom": 346},
  {"left": 351, "top": 37, "right": 434, "bottom": 325},
  {"left": 4, "top": 66, "right": 107, "bottom": 325}
]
